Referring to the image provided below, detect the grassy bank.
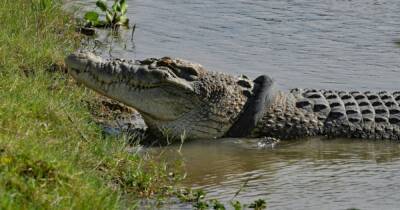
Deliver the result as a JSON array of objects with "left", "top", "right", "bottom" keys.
[{"left": 0, "top": 0, "right": 181, "bottom": 209}]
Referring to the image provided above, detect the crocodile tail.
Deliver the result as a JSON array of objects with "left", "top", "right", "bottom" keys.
[{"left": 292, "top": 89, "right": 400, "bottom": 141}]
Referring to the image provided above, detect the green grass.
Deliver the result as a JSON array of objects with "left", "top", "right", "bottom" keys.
[{"left": 0, "top": 0, "right": 181, "bottom": 209}]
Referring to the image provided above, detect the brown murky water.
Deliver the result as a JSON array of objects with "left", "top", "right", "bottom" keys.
[
  {"left": 151, "top": 138, "right": 400, "bottom": 209},
  {"left": 68, "top": 0, "right": 400, "bottom": 209}
]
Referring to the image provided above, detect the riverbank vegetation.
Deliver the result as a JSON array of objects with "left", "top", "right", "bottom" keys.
[
  {"left": 0, "top": 0, "right": 269, "bottom": 209},
  {"left": 84, "top": 0, "right": 130, "bottom": 28},
  {"left": 0, "top": 0, "right": 182, "bottom": 209}
]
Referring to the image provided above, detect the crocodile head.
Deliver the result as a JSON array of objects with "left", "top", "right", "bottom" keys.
[{"left": 65, "top": 52, "right": 255, "bottom": 140}]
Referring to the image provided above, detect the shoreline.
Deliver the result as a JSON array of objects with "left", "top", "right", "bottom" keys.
[{"left": 0, "top": 0, "right": 182, "bottom": 208}]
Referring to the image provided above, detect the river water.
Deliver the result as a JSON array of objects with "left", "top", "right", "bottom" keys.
[
  {"left": 155, "top": 138, "right": 400, "bottom": 210},
  {"left": 68, "top": 0, "right": 400, "bottom": 209}
]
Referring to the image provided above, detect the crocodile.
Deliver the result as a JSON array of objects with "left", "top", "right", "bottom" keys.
[{"left": 65, "top": 52, "right": 400, "bottom": 142}]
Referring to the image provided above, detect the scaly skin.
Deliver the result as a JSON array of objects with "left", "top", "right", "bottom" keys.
[
  {"left": 65, "top": 52, "right": 400, "bottom": 141},
  {"left": 65, "top": 52, "right": 251, "bottom": 139},
  {"left": 252, "top": 89, "right": 400, "bottom": 140}
]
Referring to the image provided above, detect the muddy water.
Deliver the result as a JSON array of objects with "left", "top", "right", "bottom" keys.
[
  {"left": 68, "top": 0, "right": 400, "bottom": 209},
  {"left": 154, "top": 138, "right": 400, "bottom": 209}
]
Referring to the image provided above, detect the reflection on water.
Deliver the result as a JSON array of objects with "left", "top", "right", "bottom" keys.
[
  {"left": 153, "top": 138, "right": 400, "bottom": 209},
  {"left": 67, "top": 0, "right": 400, "bottom": 209}
]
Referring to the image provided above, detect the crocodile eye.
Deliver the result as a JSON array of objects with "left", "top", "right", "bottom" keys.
[{"left": 182, "top": 66, "right": 199, "bottom": 77}]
